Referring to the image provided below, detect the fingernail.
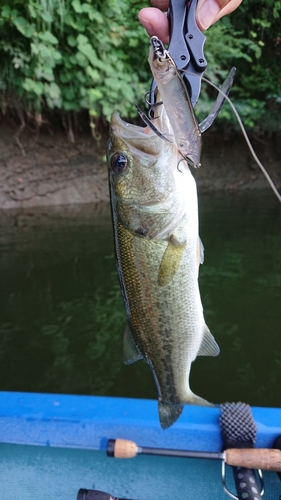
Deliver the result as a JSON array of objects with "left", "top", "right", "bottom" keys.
[{"left": 197, "top": 0, "right": 220, "bottom": 30}]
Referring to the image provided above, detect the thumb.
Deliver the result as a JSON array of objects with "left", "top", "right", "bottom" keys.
[{"left": 196, "top": 0, "right": 243, "bottom": 30}]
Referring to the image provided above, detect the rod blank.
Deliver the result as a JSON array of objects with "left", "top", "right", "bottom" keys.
[
  {"left": 107, "top": 438, "right": 222, "bottom": 460},
  {"left": 107, "top": 439, "right": 281, "bottom": 472}
]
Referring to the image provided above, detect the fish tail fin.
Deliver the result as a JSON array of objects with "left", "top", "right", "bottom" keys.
[
  {"left": 158, "top": 401, "right": 183, "bottom": 429},
  {"left": 158, "top": 393, "right": 215, "bottom": 429}
]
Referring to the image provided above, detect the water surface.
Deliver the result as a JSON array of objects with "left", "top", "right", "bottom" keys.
[{"left": 0, "top": 191, "right": 280, "bottom": 407}]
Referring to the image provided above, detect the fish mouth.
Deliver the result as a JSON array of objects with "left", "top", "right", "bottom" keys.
[
  {"left": 111, "top": 112, "right": 156, "bottom": 139},
  {"left": 109, "top": 107, "right": 176, "bottom": 157},
  {"left": 110, "top": 86, "right": 175, "bottom": 144}
]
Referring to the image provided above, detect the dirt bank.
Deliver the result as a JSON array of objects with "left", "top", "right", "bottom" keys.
[
  {"left": 0, "top": 119, "right": 108, "bottom": 210},
  {"left": 0, "top": 119, "right": 280, "bottom": 210}
]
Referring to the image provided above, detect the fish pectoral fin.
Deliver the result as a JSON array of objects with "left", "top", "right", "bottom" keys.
[
  {"left": 123, "top": 323, "right": 143, "bottom": 365},
  {"left": 158, "top": 400, "right": 183, "bottom": 429},
  {"left": 198, "top": 324, "right": 220, "bottom": 357},
  {"left": 158, "top": 238, "right": 186, "bottom": 287}
]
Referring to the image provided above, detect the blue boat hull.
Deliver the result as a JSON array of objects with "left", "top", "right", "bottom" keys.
[{"left": 0, "top": 392, "right": 281, "bottom": 499}]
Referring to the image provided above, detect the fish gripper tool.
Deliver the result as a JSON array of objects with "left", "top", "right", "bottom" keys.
[{"left": 150, "top": 0, "right": 207, "bottom": 109}]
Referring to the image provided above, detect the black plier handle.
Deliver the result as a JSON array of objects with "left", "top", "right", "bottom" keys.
[{"left": 151, "top": 0, "right": 207, "bottom": 108}]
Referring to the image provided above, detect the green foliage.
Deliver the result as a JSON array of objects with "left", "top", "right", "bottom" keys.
[
  {"left": 0, "top": 0, "right": 148, "bottom": 121},
  {"left": 0, "top": 0, "right": 280, "bottom": 131},
  {"left": 196, "top": 17, "right": 268, "bottom": 128},
  {"left": 199, "top": 1, "right": 281, "bottom": 130}
]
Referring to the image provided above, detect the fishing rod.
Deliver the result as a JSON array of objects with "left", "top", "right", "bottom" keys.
[
  {"left": 77, "top": 488, "right": 134, "bottom": 500},
  {"left": 106, "top": 438, "right": 281, "bottom": 472}
]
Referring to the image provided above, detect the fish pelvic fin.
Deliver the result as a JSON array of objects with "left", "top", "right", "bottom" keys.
[
  {"left": 123, "top": 323, "right": 143, "bottom": 365},
  {"left": 198, "top": 324, "right": 220, "bottom": 357},
  {"left": 158, "top": 401, "right": 183, "bottom": 429}
]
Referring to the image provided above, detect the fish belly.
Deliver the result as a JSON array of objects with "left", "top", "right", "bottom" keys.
[{"left": 115, "top": 215, "right": 204, "bottom": 403}]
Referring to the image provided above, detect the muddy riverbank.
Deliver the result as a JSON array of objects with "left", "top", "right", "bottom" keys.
[{"left": 0, "top": 119, "right": 280, "bottom": 210}]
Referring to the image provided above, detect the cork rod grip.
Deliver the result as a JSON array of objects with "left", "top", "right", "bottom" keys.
[
  {"left": 113, "top": 439, "right": 138, "bottom": 458},
  {"left": 225, "top": 448, "right": 281, "bottom": 471}
]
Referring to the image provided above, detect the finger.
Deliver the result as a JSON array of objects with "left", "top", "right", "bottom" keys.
[
  {"left": 139, "top": 0, "right": 242, "bottom": 41},
  {"left": 138, "top": 8, "right": 169, "bottom": 44},
  {"left": 214, "top": 0, "right": 243, "bottom": 19},
  {"left": 149, "top": 0, "right": 169, "bottom": 10},
  {"left": 196, "top": 0, "right": 243, "bottom": 30}
]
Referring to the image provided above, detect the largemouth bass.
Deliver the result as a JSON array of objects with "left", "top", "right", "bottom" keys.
[{"left": 107, "top": 95, "right": 219, "bottom": 431}]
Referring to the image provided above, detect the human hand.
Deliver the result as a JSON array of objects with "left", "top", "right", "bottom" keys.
[{"left": 138, "top": 0, "right": 243, "bottom": 42}]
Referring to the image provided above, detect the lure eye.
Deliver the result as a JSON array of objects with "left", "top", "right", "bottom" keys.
[
  {"left": 157, "top": 57, "right": 166, "bottom": 65},
  {"left": 110, "top": 153, "right": 128, "bottom": 174}
]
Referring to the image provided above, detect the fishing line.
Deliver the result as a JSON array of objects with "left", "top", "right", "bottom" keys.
[{"left": 200, "top": 75, "right": 281, "bottom": 203}]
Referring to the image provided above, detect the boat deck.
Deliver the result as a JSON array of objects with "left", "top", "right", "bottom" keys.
[{"left": 0, "top": 392, "right": 281, "bottom": 500}]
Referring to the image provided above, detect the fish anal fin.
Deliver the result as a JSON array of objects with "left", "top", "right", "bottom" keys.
[
  {"left": 123, "top": 324, "right": 143, "bottom": 365},
  {"left": 158, "top": 400, "right": 183, "bottom": 429},
  {"left": 198, "top": 324, "right": 220, "bottom": 357},
  {"left": 198, "top": 236, "right": 204, "bottom": 265},
  {"left": 185, "top": 392, "right": 215, "bottom": 407},
  {"left": 158, "top": 237, "right": 186, "bottom": 287}
]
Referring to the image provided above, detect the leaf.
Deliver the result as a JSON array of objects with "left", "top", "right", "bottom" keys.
[
  {"left": 38, "top": 31, "right": 59, "bottom": 45},
  {"left": 67, "top": 35, "right": 77, "bottom": 47},
  {"left": 75, "top": 51, "right": 88, "bottom": 68},
  {"left": 35, "top": 65, "right": 54, "bottom": 82},
  {"left": 86, "top": 66, "right": 100, "bottom": 82},
  {"left": 1, "top": 5, "right": 11, "bottom": 18},
  {"left": 63, "top": 86, "right": 76, "bottom": 101},
  {"left": 23, "top": 78, "right": 44, "bottom": 96},
  {"left": 88, "top": 88, "right": 103, "bottom": 102},
  {"left": 28, "top": 4, "right": 37, "bottom": 19},
  {"left": 71, "top": 0, "right": 83, "bottom": 14},
  {"left": 31, "top": 42, "right": 39, "bottom": 55},
  {"left": 62, "top": 100, "right": 80, "bottom": 111},
  {"left": 77, "top": 35, "right": 106, "bottom": 71},
  {"left": 40, "top": 11, "right": 53, "bottom": 24},
  {"left": 76, "top": 71, "right": 87, "bottom": 83},
  {"left": 44, "top": 82, "right": 62, "bottom": 108},
  {"left": 89, "top": 10, "right": 104, "bottom": 23},
  {"left": 13, "top": 17, "right": 33, "bottom": 38}
]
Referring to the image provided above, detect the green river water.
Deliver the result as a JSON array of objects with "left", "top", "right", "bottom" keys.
[{"left": 0, "top": 190, "right": 280, "bottom": 407}]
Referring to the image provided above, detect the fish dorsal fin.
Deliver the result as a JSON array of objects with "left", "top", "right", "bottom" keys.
[
  {"left": 158, "top": 237, "right": 186, "bottom": 287},
  {"left": 197, "top": 236, "right": 204, "bottom": 266},
  {"left": 198, "top": 324, "right": 220, "bottom": 357},
  {"left": 123, "top": 323, "right": 143, "bottom": 365}
]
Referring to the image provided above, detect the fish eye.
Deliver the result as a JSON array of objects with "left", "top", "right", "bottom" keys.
[{"left": 110, "top": 152, "right": 128, "bottom": 174}]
